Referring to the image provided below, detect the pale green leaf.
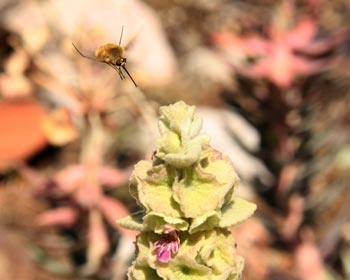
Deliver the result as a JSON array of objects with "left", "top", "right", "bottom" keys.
[
  {"left": 116, "top": 211, "right": 144, "bottom": 231},
  {"left": 189, "top": 211, "right": 221, "bottom": 234},
  {"left": 218, "top": 198, "right": 257, "bottom": 228},
  {"left": 143, "top": 212, "right": 189, "bottom": 233}
]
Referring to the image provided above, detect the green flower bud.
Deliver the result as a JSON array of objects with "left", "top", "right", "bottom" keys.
[{"left": 156, "top": 101, "right": 210, "bottom": 168}]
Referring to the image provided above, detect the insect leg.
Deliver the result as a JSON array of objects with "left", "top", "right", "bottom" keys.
[
  {"left": 72, "top": 43, "right": 100, "bottom": 62},
  {"left": 118, "top": 66, "right": 126, "bottom": 79},
  {"left": 122, "top": 65, "right": 138, "bottom": 87},
  {"left": 107, "top": 63, "right": 125, "bottom": 80}
]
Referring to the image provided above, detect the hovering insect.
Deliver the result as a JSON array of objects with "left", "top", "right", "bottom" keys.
[{"left": 72, "top": 26, "right": 138, "bottom": 87}]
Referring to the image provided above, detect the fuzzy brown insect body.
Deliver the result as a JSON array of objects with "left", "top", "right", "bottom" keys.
[
  {"left": 72, "top": 26, "right": 138, "bottom": 87},
  {"left": 95, "top": 44, "right": 125, "bottom": 66}
]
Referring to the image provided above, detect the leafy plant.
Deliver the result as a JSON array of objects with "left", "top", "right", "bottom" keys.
[{"left": 117, "top": 101, "right": 256, "bottom": 279}]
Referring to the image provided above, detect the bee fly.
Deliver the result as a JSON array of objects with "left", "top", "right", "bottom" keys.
[{"left": 72, "top": 26, "right": 138, "bottom": 87}]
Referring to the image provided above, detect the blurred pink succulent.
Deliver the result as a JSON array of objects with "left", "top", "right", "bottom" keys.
[
  {"left": 214, "top": 2, "right": 344, "bottom": 88},
  {"left": 34, "top": 163, "right": 136, "bottom": 274},
  {"left": 37, "top": 164, "right": 135, "bottom": 235}
]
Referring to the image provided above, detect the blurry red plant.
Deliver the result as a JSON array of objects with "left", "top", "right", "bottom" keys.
[
  {"left": 213, "top": 1, "right": 344, "bottom": 88},
  {"left": 295, "top": 228, "right": 328, "bottom": 280},
  {"left": 36, "top": 164, "right": 135, "bottom": 233},
  {"left": 0, "top": 99, "right": 47, "bottom": 169},
  {"left": 36, "top": 206, "right": 79, "bottom": 227},
  {"left": 34, "top": 163, "right": 137, "bottom": 274}
]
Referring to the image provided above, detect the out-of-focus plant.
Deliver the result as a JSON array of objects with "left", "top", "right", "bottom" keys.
[
  {"left": 209, "top": 1, "right": 349, "bottom": 279},
  {"left": 0, "top": 99, "right": 48, "bottom": 170},
  {"left": 14, "top": 90, "right": 141, "bottom": 277},
  {"left": 1, "top": 0, "right": 176, "bottom": 278},
  {"left": 212, "top": 0, "right": 346, "bottom": 168},
  {"left": 35, "top": 112, "right": 137, "bottom": 275},
  {"left": 213, "top": 0, "right": 344, "bottom": 89},
  {"left": 298, "top": 55, "right": 350, "bottom": 279},
  {"left": 0, "top": 48, "right": 33, "bottom": 98},
  {"left": 117, "top": 101, "right": 256, "bottom": 279}
]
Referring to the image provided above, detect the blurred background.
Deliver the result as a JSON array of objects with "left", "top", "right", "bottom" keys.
[{"left": 0, "top": 0, "right": 349, "bottom": 279}]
